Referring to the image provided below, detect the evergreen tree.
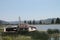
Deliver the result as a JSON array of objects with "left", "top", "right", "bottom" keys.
[
  {"left": 55, "top": 18, "right": 60, "bottom": 24},
  {"left": 28, "top": 21, "right": 31, "bottom": 24},
  {"left": 33, "top": 20, "right": 35, "bottom": 24},
  {"left": 39, "top": 21, "right": 42, "bottom": 24},
  {"left": 51, "top": 19, "right": 54, "bottom": 24},
  {"left": 24, "top": 20, "right": 26, "bottom": 23}
]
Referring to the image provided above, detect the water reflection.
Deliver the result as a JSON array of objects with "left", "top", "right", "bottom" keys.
[
  {"left": 33, "top": 25, "right": 60, "bottom": 31},
  {"left": 49, "top": 37, "right": 60, "bottom": 40}
]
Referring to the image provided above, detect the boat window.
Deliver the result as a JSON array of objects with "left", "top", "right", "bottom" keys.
[
  {"left": 6, "top": 28, "right": 17, "bottom": 31},
  {"left": 20, "top": 28, "right": 28, "bottom": 30}
]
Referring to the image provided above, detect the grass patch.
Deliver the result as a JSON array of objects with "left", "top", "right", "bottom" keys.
[
  {"left": 0, "top": 29, "right": 4, "bottom": 32},
  {"left": 0, "top": 31, "right": 49, "bottom": 40}
]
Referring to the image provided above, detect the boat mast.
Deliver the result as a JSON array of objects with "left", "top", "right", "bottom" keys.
[{"left": 19, "top": 16, "right": 21, "bottom": 26}]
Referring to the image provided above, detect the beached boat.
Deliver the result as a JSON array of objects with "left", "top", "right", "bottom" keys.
[{"left": 4, "top": 24, "right": 37, "bottom": 32}]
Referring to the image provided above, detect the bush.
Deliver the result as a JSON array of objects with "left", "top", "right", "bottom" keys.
[
  {"left": 2, "top": 37, "right": 12, "bottom": 40},
  {"left": 47, "top": 29, "right": 60, "bottom": 34},
  {"left": 30, "top": 31, "right": 49, "bottom": 40}
]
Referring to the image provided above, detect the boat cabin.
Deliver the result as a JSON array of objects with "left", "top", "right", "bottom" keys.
[
  {"left": 4, "top": 25, "right": 18, "bottom": 32},
  {"left": 18, "top": 24, "right": 37, "bottom": 32}
]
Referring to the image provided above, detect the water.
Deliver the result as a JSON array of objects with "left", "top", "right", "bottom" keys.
[
  {"left": 48, "top": 37, "right": 60, "bottom": 40},
  {"left": 48, "top": 37, "right": 55, "bottom": 40},
  {"left": 33, "top": 24, "right": 60, "bottom": 40},
  {"left": 32, "top": 24, "right": 60, "bottom": 31}
]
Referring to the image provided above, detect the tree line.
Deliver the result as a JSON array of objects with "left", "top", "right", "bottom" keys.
[
  {"left": 0, "top": 18, "right": 60, "bottom": 25},
  {"left": 24, "top": 20, "right": 42, "bottom": 25},
  {"left": 24, "top": 18, "right": 60, "bottom": 25},
  {"left": 51, "top": 18, "right": 60, "bottom": 24}
]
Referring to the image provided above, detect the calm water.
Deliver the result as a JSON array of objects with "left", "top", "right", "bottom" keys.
[
  {"left": 33, "top": 24, "right": 60, "bottom": 40},
  {"left": 32, "top": 24, "right": 60, "bottom": 31},
  {"left": 32, "top": 24, "right": 60, "bottom": 40}
]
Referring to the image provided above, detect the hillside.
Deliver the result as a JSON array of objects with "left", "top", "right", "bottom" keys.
[{"left": 0, "top": 20, "right": 9, "bottom": 25}]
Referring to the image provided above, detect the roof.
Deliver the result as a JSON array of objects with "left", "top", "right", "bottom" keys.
[
  {"left": 18, "top": 24, "right": 29, "bottom": 28},
  {"left": 5, "top": 25, "right": 17, "bottom": 28},
  {"left": 18, "top": 24, "right": 36, "bottom": 29},
  {"left": 29, "top": 26, "right": 36, "bottom": 28}
]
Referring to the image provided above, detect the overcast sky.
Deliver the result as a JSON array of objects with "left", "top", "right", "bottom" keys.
[{"left": 0, "top": 0, "right": 60, "bottom": 21}]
